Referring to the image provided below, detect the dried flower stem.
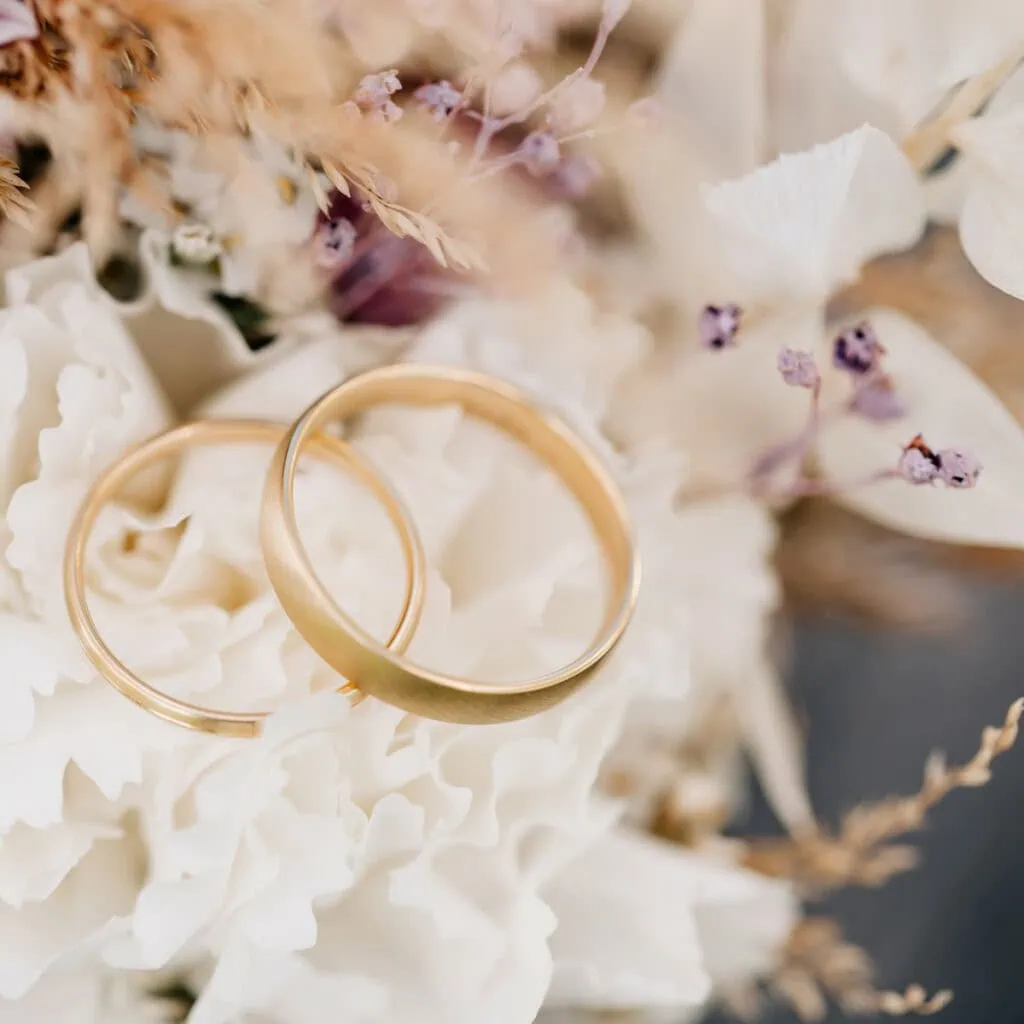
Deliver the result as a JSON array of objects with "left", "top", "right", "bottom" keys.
[
  {"left": 767, "top": 918, "right": 953, "bottom": 1022},
  {"left": 903, "top": 51, "right": 1024, "bottom": 172},
  {"left": 744, "top": 699, "right": 1024, "bottom": 893}
]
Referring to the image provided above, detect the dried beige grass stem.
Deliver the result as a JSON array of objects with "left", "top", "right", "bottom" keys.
[
  {"left": 744, "top": 699, "right": 1024, "bottom": 892},
  {"left": 766, "top": 918, "right": 953, "bottom": 1022}
]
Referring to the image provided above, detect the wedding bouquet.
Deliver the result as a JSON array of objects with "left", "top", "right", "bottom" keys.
[{"left": 0, "top": 1, "right": 1022, "bottom": 1022}]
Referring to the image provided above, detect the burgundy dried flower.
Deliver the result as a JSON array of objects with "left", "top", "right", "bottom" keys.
[
  {"left": 699, "top": 303, "right": 742, "bottom": 349},
  {"left": 936, "top": 448, "right": 982, "bottom": 489},
  {"left": 833, "top": 321, "right": 884, "bottom": 375},
  {"left": 318, "top": 191, "right": 451, "bottom": 327},
  {"left": 897, "top": 435, "right": 941, "bottom": 485},
  {"left": 518, "top": 131, "right": 561, "bottom": 176},
  {"left": 850, "top": 374, "right": 906, "bottom": 422},
  {"left": 414, "top": 80, "right": 462, "bottom": 122},
  {"left": 777, "top": 346, "right": 819, "bottom": 388}
]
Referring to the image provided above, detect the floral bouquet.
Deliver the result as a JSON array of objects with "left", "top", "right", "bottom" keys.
[{"left": 0, "top": 0, "right": 1023, "bottom": 1021}]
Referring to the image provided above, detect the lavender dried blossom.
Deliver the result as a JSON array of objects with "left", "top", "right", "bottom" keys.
[
  {"left": 896, "top": 435, "right": 941, "bottom": 485},
  {"left": 313, "top": 217, "right": 357, "bottom": 270},
  {"left": 554, "top": 153, "right": 601, "bottom": 198},
  {"left": 414, "top": 80, "right": 462, "bottom": 122},
  {"left": 699, "top": 303, "right": 742, "bottom": 349},
  {"left": 777, "top": 346, "right": 819, "bottom": 388},
  {"left": 0, "top": 0, "right": 38, "bottom": 47},
  {"left": 518, "top": 131, "right": 561, "bottom": 176},
  {"left": 937, "top": 448, "right": 982, "bottom": 489},
  {"left": 354, "top": 70, "right": 403, "bottom": 122},
  {"left": 834, "top": 321, "right": 884, "bottom": 375},
  {"left": 850, "top": 375, "right": 906, "bottom": 422}
]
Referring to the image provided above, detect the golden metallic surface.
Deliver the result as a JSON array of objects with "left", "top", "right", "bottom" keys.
[
  {"left": 262, "top": 365, "right": 641, "bottom": 725},
  {"left": 64, "top": 419, "right": 427, "bottom": 737}
]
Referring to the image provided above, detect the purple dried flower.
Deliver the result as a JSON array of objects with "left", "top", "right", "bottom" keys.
[
  {"left": 699, "top": 303, "right": 742, "bottom": 349},
  {"left": 850, "top": 375, "right": 906, "bottom": 422},
  {"left": 833, "top": 321, "right": 884, "bottom": 375},
  {"left": 313, "top": 216, "right": 357, "bottom": 270},
  {"left": 518, "top": 131, "right": 561, "bottom": 176},
  {"left": 354, "top": 70, "right": 403, "bottom": 122},
  {"left": 0, "top": 0, "right": 39, "bottom": 47},
  {"left": 414, "top": 80, "right": 462, "bottom": 122},
  {"left": 896, "top": 435, "right": 941, "bottom": 485},
  {"left": 777, "top": 346, "right": 819, "bottom": 389},
  {"left": 937, "top": 448, "right": 982, "bottom": 489},
  {"left": 553, "top": 153, "right": 601, "bottom": 198}
]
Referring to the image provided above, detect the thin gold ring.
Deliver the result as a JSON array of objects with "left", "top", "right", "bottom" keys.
[
  {"left": 262, "top": 364, "right": 641, "bottom": 725},
  {"left": 63, "top": 419, "right": 427, "bottom": 738}
]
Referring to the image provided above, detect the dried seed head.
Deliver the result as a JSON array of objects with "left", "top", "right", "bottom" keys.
[
  {"left": 936, "top": 448, "right": 982, "bottom": 489},
  {"left": 518, "top": 130, "right": 561, "bottom": 176},
  {"left": 414, "top": 80, "right": 462, "bottom": 122},
  {"left": 896, "top": 435, "right": 940, "bottom": 485},
  {"left": 851, "top": 375, "right": 906, "bottom": 422},
  {"left": 777, "top": 346, "right": 819, "bottom": 388},
  {"left": 834, "top": 321, "right": 884, "bottom": 375},
  {"left": 699, "top": 303, "right": 742, "bottom": 349}
]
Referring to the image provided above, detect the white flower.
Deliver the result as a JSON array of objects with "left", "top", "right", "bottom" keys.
[
  {"left": 0, "top": 244, "right": 183, "bottom": 999},
  {"left": 0, "top": 252, "right": 767, "bottom": 1024}
]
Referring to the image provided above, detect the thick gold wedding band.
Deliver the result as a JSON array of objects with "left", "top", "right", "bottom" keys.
[
  {"left": 64, "top": 419, "right": 427, "bottom": 738},
  {"left": 262, "top": 364, "right": 641, "bottom": 725}
]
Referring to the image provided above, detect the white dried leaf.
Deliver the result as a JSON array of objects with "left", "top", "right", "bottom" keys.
[
  {"left": 954, "top": 104, "right": 1024, "bottom": 300},
  {"left": 656, "top": 0, "right": 767, "bottom": 179},
  {"left": 703, "top": 125, "right": 926, "bottom": 308}
]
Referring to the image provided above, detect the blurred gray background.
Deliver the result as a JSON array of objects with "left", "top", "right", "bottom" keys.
[{"left": 709, "top": 575, "right": 1024, "bottom": 1024}]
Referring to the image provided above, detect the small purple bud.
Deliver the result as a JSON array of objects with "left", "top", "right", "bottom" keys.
[
  {"left": 553, "top": 153, "right": 602, "bottom": 198},
  {"left": 414, "top": 80, "right": 462, "bottom": 122},
  {"left": 896, "top": 435, "right": 941, "bottom": 485},
  {"left": 937, "top": 448, "right": 982, "bottom": 489},
  {"left": 834, "top": 321, "right": 884, "bottom": 375},
  {"left": 518, "top": 131, "right": 561, "bottom": 176},
  {"left": 777, "top": 346, "right": 819, "bottom": 389},
  {"left": 699, "top": 303, "right": 742, "bottom": 349},
  {"left": 313, "top": 217, "right": 357, "bottom": 270},
  {"left": 850, "top": 375, "right": 906, "bottom": 422}
]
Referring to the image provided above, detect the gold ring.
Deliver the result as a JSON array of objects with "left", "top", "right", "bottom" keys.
[
  {"left": 63, "top": 419, "right": 427, "bottom": 737},
  {"left": 262, "top": 364, "right": 641, "bottom": 724}
]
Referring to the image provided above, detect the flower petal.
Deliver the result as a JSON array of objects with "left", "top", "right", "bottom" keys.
[{"left": 703, "top": 125, "right": 925, "bottom": 307}]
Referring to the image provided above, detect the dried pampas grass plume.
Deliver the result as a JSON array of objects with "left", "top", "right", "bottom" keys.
[{"left": 0, "top": 0, "right": 559, "bottom": 286}]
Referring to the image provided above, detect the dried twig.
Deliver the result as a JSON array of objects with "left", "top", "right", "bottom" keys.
[
  {"left": 767, "top": 919, "right": 953, "bottom": 1022},
  {"left": 744, "top": 700, "right": 1024, "bottom": 892}
]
